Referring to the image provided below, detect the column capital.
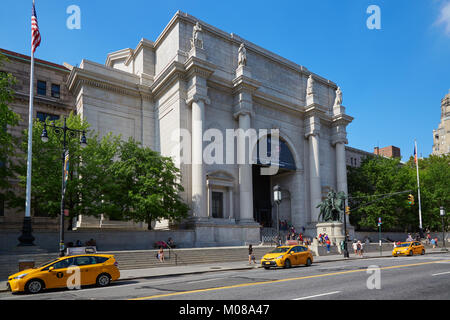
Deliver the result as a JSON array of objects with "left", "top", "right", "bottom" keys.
[
  {"left": 331, "top": 137, "right": 348, "bottom": 146},
  {"left": 186, "top": 93, "right": 210, "bottom": 107},
  {"left": 305, "top": 130, "right": 320, "bottom": 139},
  {"left": 305, "top": 115, "right": 321, "bottom": 139}
]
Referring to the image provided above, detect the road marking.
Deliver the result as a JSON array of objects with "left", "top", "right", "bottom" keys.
[
  {"left": 293, "top": 291, "right": 341, "bottom": 300},
  {"left": 130, "top": 259, "right": 450, "bottom": 300},
  {"left": 431, "top": 271, "right": 450, "bottom": 276}
]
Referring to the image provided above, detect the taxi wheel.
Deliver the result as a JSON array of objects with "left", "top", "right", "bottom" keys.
[
  {"left": 421, "top": 249, "right": 425, "bottom": 255},
  {"left": 408, "top": 250, "right": 413, "bottom": 256},
  {"left": 264, "top": 267, "right": 270, "bottom": 270},
  {"left": 96, "top": 273, "right": 111, "bottom": 287},
  {"left": 306, "top": 258, "right": 312, "bottom": 267},
  {"left": 25, "top": 279, "right": 44, "bottom": 294},
  {"left": 284, "top": 259, "right": 291, "bottom": 268}
]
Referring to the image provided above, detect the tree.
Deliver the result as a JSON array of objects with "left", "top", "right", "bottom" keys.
[
  {"left": 348, "top": 154, "right": 450, "bottom": 233},
  {"left": 407, "top": 154, "right": 450, "bottom": 232},
  {"left": 9, "top": 112, "right": 89, "bottom": 218},
  {"left": 347, "top": 156, "right": 415, "bottom": 231},
  {"left": 0, "top": 54, "right": 20, "bottom": 203},
  {"left": 10, "top": 113, "right": 189, "bottom": 228},
  {"left": 111, "top": 138, "right": 189, "bottom": 229},
  {"left": 73, "top": 132, "right": 122, "bottom": 220}
]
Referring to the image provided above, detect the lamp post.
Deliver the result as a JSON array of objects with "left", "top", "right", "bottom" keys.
[
  {"left": 440, "top": 207, "right": 448, "bottom": 252},
  {"left": 342, "top": 204, "right": 349, "bottom": 258},
  {"left": 273, "top": 185, "right": 282, "bottom": 246},
  {"left": 41, "top": 117, "right": 87, "bottom": 257}
]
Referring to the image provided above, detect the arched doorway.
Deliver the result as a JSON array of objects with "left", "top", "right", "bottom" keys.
[{"left": 252, "top": 135, "right": 296, "bottom": 227}]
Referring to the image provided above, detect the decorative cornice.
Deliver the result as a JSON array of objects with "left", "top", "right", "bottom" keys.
[
  {"left": 184, "top": 56, "right": 216, "bottom": 79},
  {"left": 67, "top": 66, "right": 152, "bottom": 101}
]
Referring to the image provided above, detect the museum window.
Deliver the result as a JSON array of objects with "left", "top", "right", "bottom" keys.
[
  {"left": 212, "top": 192, "right": 223, "bottom": 218},
  {"left": 51, "top": 84, "right": 60, "bottom": 98},
  {"left": 36, "top": 111, "right": 59, "bottom": 122},
  {"left": 37, "top": 80, "right": 46, "bottom": 96}
]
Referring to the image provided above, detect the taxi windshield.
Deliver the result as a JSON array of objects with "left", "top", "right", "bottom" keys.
[
  {"left": 270, "top": 247, "right": 290, "bottom": 253},
  {"left": 397, "top": 243, "right": 412, "bottom": 247},
  {"left": 38, "top": 259, "right": 59, "bottom": 268}
]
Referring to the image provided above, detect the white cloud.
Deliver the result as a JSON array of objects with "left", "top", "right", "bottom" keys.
[{"left": 436, "top": 1, "right": 450, "bottom": 35}]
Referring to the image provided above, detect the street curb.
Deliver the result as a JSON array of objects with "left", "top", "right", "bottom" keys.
[{"left": 1, "top": 251, "right": 447, "bottom": 293}]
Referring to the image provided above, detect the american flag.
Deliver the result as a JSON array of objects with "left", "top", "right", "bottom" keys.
[
  {"left": 31, "top": 1, "right": 41, "bottom": 53},
  {"left": 413, "top": 144, "right": 417, "bottom": 164}
]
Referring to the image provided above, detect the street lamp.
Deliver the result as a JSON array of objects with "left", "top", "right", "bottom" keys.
[
  {"left": 440, "top": 207, "right": 448, "bottom": 252},
  {"left": 273, "top": 185, "right": 282, "bottom": 246},
  {"left": 41, "top": 117, "right": 87, "bottom": 257},
  {"left": 342, "top": 204, "right": 349, "bottom": 258}
]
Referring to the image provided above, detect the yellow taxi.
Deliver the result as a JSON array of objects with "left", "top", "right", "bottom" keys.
[
  {"left": 7, "top": 254, "right": 120, "bottom": 294},
  {"left": 392, "top": 241, "right": 425, "bottom": 257},
  {"left": 261, "top": 245, "right": 313, "bottom": 269}
]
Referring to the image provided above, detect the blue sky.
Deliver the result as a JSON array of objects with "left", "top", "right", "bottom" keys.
[{"left": 1, "top": 0, "right": 450, "bottom": 160}]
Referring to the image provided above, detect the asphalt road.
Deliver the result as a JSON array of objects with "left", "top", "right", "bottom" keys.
[{"left": 1, "top": 253, "right": 449, "bottom": 301}]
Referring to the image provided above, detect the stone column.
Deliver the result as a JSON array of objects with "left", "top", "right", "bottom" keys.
[
  {"left": 228, "top": 187, "right": 234, "bottom": 220},
  {"left": 334, "top": 139, "right": 350, "bottom": 225},
  {"left": 308, "top": 132, "right": 322, "bottom": 223},
  {"left": 237, "top": 112, "right": 254, "bottom": 223},
  {"left": 335, "top": 141, "right": 347, "bottom": 195},
  {"left": 191, "top": 98, "right": 207, "bottom": 218}
]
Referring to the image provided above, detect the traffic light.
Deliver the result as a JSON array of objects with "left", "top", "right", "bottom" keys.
[
  {"left": 345, "top": 206, "right": 350, "bottom": 215},
  {"left": 408, "top": 194, "right": 415, "bottom": 206}
]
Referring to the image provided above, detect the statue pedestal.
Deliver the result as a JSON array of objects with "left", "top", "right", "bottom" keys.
[{"left": 316, "top": 222, "right": 344, "bottom": 246}]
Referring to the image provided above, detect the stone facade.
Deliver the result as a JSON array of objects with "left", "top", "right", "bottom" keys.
[
  {"left": 345, "top": 146, "right": 374, "bottom": 168},
  {"left": 432, "top": 91, "right": 450, "bottom": 155},
  {"left": 67, "top": 11, "right": 354, "bottom": 245}
]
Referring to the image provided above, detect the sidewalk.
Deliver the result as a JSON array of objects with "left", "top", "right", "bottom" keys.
[{"left": 1, "top": 248, "right": 447, "bottom": 293}]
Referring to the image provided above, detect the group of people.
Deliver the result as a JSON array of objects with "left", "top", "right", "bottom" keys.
[
  {"left": 67, "top": 238, "right": 96, "bottom": 248},
  {"left": 352, "top": 240, "right": 365, "bottom": 257},
  {"left": 426, "top": 233, "right": 440, "bottom": 248},
  {"left": 318, "top": 233, "right": 332, "bottom": 253},
  {"left": 278, "top": 220, "right": 292, "bottom": 232}
]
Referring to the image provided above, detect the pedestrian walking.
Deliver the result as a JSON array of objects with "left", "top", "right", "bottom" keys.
[
  {"left": 352, "top": 241, "right": 358, "bottom": 255},
  {"left": 248, "top": 244, "right": 256, "bottom": 264},
  {"left": 357, "top": 240, "right": 362, "bottom": 257},
  {"left": 326, "top": 239, "right": 331, "bottom": 253}
]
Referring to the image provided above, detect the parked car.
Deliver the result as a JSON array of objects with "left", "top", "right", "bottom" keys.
[
  {"left": 7, "top": 254, "right": 120, "bottom": 294},
  {"left": 261, "top": 245, "right": 313, "bottom": 269},
  {"left": 392, "top": 241, "right": 425, "bottom": 257}
]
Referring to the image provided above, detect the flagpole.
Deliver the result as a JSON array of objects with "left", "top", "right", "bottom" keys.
[
  {"left": 18, "top": 0, "right": 37, "bottom": 246},
  {"left": 415, "top": 139, "right": 423, "bottom": 238}
]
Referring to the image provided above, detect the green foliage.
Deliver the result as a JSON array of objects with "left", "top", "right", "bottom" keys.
[
  {"left": 110, "top": 138, "right": 189, "bottom": 228},
  {"left": 9, "top": 112, "right": 89, "bottom": 216},
  {"left": 0, "top": 54, "right": 20, "bottom": 192},
  {"left": 10, "top": 113, "right": 189, "bottom": 227},
  {"left": 348, "top": 154, "right": 450, "bottom": 232}
]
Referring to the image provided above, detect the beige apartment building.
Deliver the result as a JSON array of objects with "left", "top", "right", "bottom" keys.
[{"left": 432, "top": 91, "right": 450, "bottom": 155}]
